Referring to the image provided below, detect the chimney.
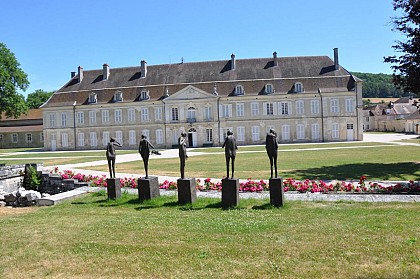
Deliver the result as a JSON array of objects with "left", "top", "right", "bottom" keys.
[
  {"left": 78, "top": 66, "right": 83, "bottom": 83},
  {"left": 273, "top": 51, "right": 278, "bottom": 67},
  {"left": 140, "top": 60, "right": 147, "bottom": 78},
  {"left": 71, "top": 71, "right": 76, "bottom": 78},
  {"left": 333, "top": 48, "right": 339, "bottom": 70},
  {"left": 231, "top": 53, "right": 235, "bottom": 70},
  {"left": 103, "top": 64, "right": 110, "bottom": 80}
]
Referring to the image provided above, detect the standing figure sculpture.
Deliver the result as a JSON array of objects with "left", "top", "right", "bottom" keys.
[
  {"left": 139, "top": 135, "right": 155, "bottom": 178},
  {"left": 178, "top": 132, "right": 188, "bottom": 179},
  {"left": 222, "top": 130, "right": 238, "bottom": 179},
  {"left": 265, "top": 129, "right": 279, "bottom": 178},
  {"left": 106, "top": 137, "right": 122, "bottom": 178}
]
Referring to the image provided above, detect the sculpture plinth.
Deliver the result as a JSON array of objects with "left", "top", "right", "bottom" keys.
[
  {"left": 138, "top": 176, "right": 160, "bottom": 201},
  {"left": 269, "top": 178, "right": 284, "bottom": 207},
  {"left": 221, "top": 178, "right": 239, "bottom": 207},
  {"left": 177, "top": 178, "right": 197, "bottom": 204},
  {"left": 107, "top": 178, "right": 121, "bottom": 200}
]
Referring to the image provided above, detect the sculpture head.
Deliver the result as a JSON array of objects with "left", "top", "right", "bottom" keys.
[
  {"left": 227, "top": 130, "right": 233, "bottom": 136},
  {"left": 141, "top": 135, "right": 147, "bottom": 139},
  {"left": 181, "top": 132, "right": 187, "bottom": 137},
  {"left": 110, "top": 137, "right": 116, "bottom": 142}
]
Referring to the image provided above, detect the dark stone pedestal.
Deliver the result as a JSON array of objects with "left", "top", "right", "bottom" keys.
[
  {"left": 138, "top": 177, "right": 160, "bottom": 201},
  {"left": 269, "top": 178, "right": 284, "bottom": 207},
  {"left": 222, "top": 178, "right": 239, "bottom": 208},
  {"left": 107, "top": 178, "right": 121, "bottom": 200},
  {"left": 177, "top": 178, "right": 197, "bottom": 204}
]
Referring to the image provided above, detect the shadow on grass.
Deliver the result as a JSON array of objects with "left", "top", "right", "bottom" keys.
[{"left": 286, "top": 162, "right": 420, "bottom": 181}]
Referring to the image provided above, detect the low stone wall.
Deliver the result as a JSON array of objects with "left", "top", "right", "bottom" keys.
[{"left": 38, "top": 173, "right": 89, "bottom": 195}]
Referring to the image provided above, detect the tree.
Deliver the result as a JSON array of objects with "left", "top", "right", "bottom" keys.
[
  {"left": 0, "top": 42, "right": 29, "bottom": 119},
  {"left": 27, "top": 89, "right": 54, "bottom": 109},
  {"left": 384, "top": 0, "right": 420, "bottom": 96}
]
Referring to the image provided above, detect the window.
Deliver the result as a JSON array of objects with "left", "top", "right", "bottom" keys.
[
  {"left": 88, "top": 93, "right": 97, "bottom": 103},
  {"left": 26, "top": 133, "right": 32, "bottom": 143},
  {"left": 141, "top": 129, "right": 150, "bottom": 139},
  {"left": 251, "top": 102, "right": 259, "bottom": 116},
  {"left": 40, "top": 132, "right": 44, "bottom": 142},
  {"left": 115, "top": 131, "right": 123, "bottom": 144},
  {"left": 332, "top": 123, "right": 339, "bottom": 139},
  {"left": 265, "top": 84, "right": 274, "bottom": 94},
  {"left": 77, "top": 111, "right": 84, "bottom": 124},
  {"left": 311, "top": 100, "right": 320, "bottom": 114},
  {"left": 187, "top": 107, "right": 196, "bottom": 122},
  {"left": 49, "top": 114, "right": 56, "bottom": 128},
  {"left": 282, "top": 125, "right": 290, "bottom": 140},
  {"left": 90, "top": 132, "right": 97, "bottom": 147},
  {"left": 115, "top": 109, "right": 122, "bottom": 123},
  {"left": 204, "top": 106, "right": 212, "bottom": 121},
  {"left": 251, "top": 126, "right": 260, "bottom": 141},
  {"left": 237, "top": 126, "right": 245, "bottom": 142},
  {"left": 129, "top": 130, "right": 136, "bottom": 145},
  {"left": 102, "top": 110, "right": 109, "bottom": 123},
  {"left": 296, "top": 100, "right": 304, "bottom": 114},
  {"left": 77, "top": 133, "right": 84, "bottom": 147},
  {"left": 172, "top": 107, "right": 179, "bottom": 121},
  {"left": 89, "top": 111, "right": 96, "bottom": 124},
  {"left": 60, "top": 112, "right": 67, "bottom": 127},
  {"left": 265, "top": 103, "right": 274, "bottom": 115},
  {"left": 205, "top": 129, "right": 213, "bottom": 143},
  {"left": 347, "top": 123, "right": 354, "bottom": 130},
  {"left": 330, "top": 99, "right": 339, "bottom": 113},
  {"left": 127, "top": 109, "right": 135, "bottom": 122},
  {"left": 0, "top": 134, "right": 3, "bottom": 142},
  {"left": 62, "top": 133, "right": 68, "bottom": 148},
  {"left": 294, "top": 82, "right": 304, "bottom": 93},
  {"left": 235, "top": 84, "right": 244, "bottom": 95},
  {"left": 280, "top": 102, "right": 291, "bottom": 115},
  {"left": 219, "top": 104, "right": 232, "bottom": 118},
  {"left": 236, "top": 103, "right": 244, "bottom": 117},
  {"left": 141, "top": 108, "right": 150, "bottom": 121},
  {"left": 155, "top": 107, "right": 163, "bottom": 121},
  {"left": 311, "top": 124, "right": 320, "bottom": 140},
  {"left": 140, "top": 90, "right": 149, "bottom": 100},
  {"left": 114, "top": 91, "right": 123, "bottom": 102},
  {"left": 156, "top": 129, "right": 164, "bottom": 144},
  {"left": 12, "top": 133, "right": 18, "bottom": 143},
  {"left": 102, "top": 131, "right": 110, "bottom": 146},
  {"left": 297, "top": 124, "right": 305, "bottom": 140},
  {"left": 346, "top": 98, "right": 354, "bottom": 113}
]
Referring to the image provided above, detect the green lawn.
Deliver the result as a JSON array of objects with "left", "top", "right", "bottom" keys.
[
  {"left": 87, "top": 144, "right": 420, "bottom": 181},
  {"left": 0, "top": 192, "right": 418, "bottom": 278}
]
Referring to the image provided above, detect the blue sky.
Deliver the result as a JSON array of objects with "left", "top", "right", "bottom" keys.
[{"left": 1, "top": 0, "right": 403, "bottom": 96}]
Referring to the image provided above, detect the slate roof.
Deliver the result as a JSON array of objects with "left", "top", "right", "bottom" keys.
[{"left": 43, "top": 55, "right": 357, "bottom": 108}]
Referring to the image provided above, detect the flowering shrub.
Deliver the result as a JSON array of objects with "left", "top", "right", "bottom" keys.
[{"left": 49, "top": 168, "right": 419, "bottom": 194}]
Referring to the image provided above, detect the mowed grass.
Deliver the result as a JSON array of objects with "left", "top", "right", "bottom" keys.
[
  {"left": 87, "top": 144, "right": 420, "bottom": 181},
  {"left": 0, "top": 192, "right": 418, "bottom": 278}
]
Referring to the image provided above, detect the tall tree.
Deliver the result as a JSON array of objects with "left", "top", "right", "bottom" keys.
[
  {"left": 0, "top": 42, "right": 29, "bottom": 119},
  {"left": 384, "top": 0, "right": 420, "bottom": 96},
  {"left": 27, "top": 89, "right": 54, "bottom": 109}
]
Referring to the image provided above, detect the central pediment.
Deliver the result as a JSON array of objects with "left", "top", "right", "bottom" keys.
[{"left": 164, "top": 85, "right": 217, "bottom": 101}]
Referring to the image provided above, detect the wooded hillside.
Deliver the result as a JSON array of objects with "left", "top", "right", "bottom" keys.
[{"left": 351, "top": 72, "right": 409, "bottom": 98}]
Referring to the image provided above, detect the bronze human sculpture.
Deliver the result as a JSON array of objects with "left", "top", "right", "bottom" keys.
[
  {"left": 265, "top": 129, "right": 279, "bottom": 178},
  {"left": 178, "top": 132, "right": 188, "bottom": 179},
  {"left": 222, "top": 130, "right": 238, "bottom": 179},
  {"left": 139, "top": 135, "right": 154, "bottom": 178},
  {"left": 106, "top": 137, "right": 122, "bottom": 178}
]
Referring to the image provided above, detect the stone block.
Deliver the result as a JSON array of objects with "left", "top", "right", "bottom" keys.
[
  {"left": 177, "top": 178, "right": 197, "bottom": 204},
  {"left": 269, "top": 178, "right": 284, "bottom": 207},
  {"left": 138, "top": 177, "right": 160, "bottom": 201},
  {"left": 107, "top": 178, "right": 121, "bottom": 200},
  {"left": 222, "top": 178, "right": 239, "bottom": 207}
]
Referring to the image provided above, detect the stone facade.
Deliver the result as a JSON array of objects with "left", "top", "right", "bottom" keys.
[{"left": 42, "top": 49, "right": 363, "bottom": 150}]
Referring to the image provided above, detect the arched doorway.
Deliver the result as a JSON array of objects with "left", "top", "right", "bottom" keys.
[{"left": 188, "top": 127, "right": 197, "bottom": 147}]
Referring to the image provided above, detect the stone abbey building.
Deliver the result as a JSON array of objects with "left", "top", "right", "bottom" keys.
[{"left": 41, "top": 48, "right": 363, "bottom": 151}]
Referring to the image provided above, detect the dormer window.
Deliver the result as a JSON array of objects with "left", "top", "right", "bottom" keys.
[
  {"left": 140, "top": 90, "right": 150, "bottom": 100},
  {"left": 114, "top": 91, "right": 123, "bottom": 102},
  {"left": 265, "top": 84, "right": 274, "bottom": 94},
  {"left": 294, "top": 82, "right": 304, "bottom": 93},
  {"left": 235, "top": 85, "right": 244, "bottom": 95},
  {"left": 88, "top": 93, "right": 97, "bottom": 104}
]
